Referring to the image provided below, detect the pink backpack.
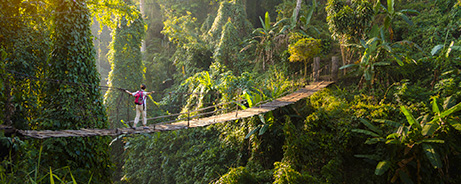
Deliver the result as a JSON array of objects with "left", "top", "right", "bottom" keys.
[{"left": 134, "top": 91, "right": 144, "bottom": 105}]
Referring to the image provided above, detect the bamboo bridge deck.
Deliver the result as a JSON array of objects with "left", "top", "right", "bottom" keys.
[{"left": 10, "top": 81, "right": 333, "bottom": 139}]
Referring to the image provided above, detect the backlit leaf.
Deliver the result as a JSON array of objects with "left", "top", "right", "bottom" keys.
[
  {"left": 431, "top": 45, "right": 444, "bottom": 56},
  {"left": 375, "top": 160, "right": 390, "bottom": 175},
  {"left": 400, "top": 106, "right": 421, "bottom": 130},
  {"left": 422, "top": 143, "right": 443, "bottom": 169},
  {"left": 245, "top": 127, "right": 260, "bottom": 139}
]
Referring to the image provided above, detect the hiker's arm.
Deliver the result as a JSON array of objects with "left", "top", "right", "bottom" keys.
[
  {"left": 146, "top": 91, "right": 155, "bottom": 95},
  {"left": 125, "top": 90, "right": 133, "bottom": 95}
]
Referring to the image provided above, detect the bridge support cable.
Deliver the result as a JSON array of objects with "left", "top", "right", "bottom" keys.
[{"left": 2, "top": 82, "right": 333, "bottom": 139}]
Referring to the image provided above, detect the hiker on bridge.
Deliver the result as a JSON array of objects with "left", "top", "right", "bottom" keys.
[{"left": 124, "top": 84, "right": 155, "bottom": 130}]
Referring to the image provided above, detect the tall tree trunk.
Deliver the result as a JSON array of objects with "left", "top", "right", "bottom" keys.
[
  {"left": 293, "top": 0, "right": 302, "bottom": 22},
  {"left": 140, "top": 0, "right": 146, "bottom": 54}
]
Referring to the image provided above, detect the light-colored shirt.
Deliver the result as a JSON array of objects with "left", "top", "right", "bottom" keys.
[{"left": 131, "top": 90, "right": 148, "bottom": 105}]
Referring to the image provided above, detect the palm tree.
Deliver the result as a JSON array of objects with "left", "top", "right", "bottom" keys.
[{"left": 240, "top": 12, "right": 282, "bottom": 70}]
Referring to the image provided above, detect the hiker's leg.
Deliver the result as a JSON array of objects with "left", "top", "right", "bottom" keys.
[
  {"left": 134, "top": 105, "right": 142, "bottom": 127},
  {"left": 142, "top": 110, "right": 147, "bottom": 126}
]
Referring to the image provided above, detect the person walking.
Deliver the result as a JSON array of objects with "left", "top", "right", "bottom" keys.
[{"left": 124, "top": 84, "right": 155, "bottom": 129}]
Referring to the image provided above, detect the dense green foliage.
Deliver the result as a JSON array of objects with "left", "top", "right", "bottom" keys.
[
  {"left": 104, "top": 12, "right": 145, "bottom": 127},
  {"left": 40, "top": 0, "right": 111, "bottom": 182},
  {"left": 0, "top": 0, "right": 135, "bottom": 182},
  {"left": 1, "top": 0, "right": 460, "bottom": 183}
]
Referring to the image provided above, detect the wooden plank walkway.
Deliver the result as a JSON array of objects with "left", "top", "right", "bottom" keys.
[{"left": 16, "top": 81, "right": 333, "bottom": 139}]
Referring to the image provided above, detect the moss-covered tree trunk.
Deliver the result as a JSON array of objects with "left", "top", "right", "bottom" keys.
[
  {"left": 104, "top": 13, "right": 145, "bottom": 128},
  {"left": 40, "top": 0, "right": 112, "bottom": 182}
]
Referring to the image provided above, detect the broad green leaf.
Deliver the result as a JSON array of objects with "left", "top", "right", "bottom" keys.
[
  {"left": 243, "top": 91, "right": 253, "bottom": 107},
  {"left": 245, "top": 127, "right": 260, "bottom": 139},
  {"left": 448, "top": 119, "right": 461, "bottom": 131},
  {"left": 365, "top": 138, "right": 385, "bottom": 144},
  {"left": 304, "top": 0, "right": 316, "bottom": 25},
  {"left": 259, "top": 16, "right": 266, "bottom": 31},
  {"left": 431, "top": 97, "right": 441, "bottom": 115},
  {"left": 259, "top": 124, "right": 269, "bottom": 135},
  {"left": 440, "top": 102, "right": 461, "bottom": 119},
  {"left": 373, "top": 61, "right": 391, "bottom": 66},
  {"left": 449, "top": 45, "right": 461, "bottom": 51},
  {"left": 50, "top": 168, "right": 55, "bottom": 184},
  {"left": 279, "top": 25, "right": 291, "bottom": 34},
  {"left": 387, "top": 0, "right": 394, "bottom": 14},
  {"left": 68, "top": 167, "right": 77, "bottom": 184},
  {"left": 235, "top": 101, "right": 248, "bottom": 110},
  {"left": 359, "top": 118, "right": 383, "bottom": 135},
  {"left": 396, "top": 125, "right": 409, "bottom": 138},
  {"left": 352, "top": 129, "right": 380, "bottom": 137},
  {"left": 311, "top": 26, "right": 321, "bottom": 35},
  {"left": 431, "top": 44, "right": 444, "bottom": 56},
  {"left": 264, "top": 12, "right": 271, "bottom": 31},
  {"left": 391, "top": 53, "right": 404, "bottom": 66},
  {"left": 366, "top": 37, "right": 380, "bottom": 46},
  {"left": 400, "top": 9, "right": 419, "bottom": 15},
  {"left": 386, "top": 133, "right": 400, "bottom": 139},
  {"left": 339, "top": 64, "right": 358, "bottom": 70},
  {"left": 422, "top": 143, "right": 443, "bottom": 169},
  {"left": 382, "top": 43, "right": 392, "bottom": 52},
  {"left": 422, "top": 122, "right": 439, "bottom": 136},
  {"left": 400, "top": 106, "right": 421, "bottom": 130},
  {"left": 374, "top": 2, "right": 382, "bottom": 14},
  {"left": 273, "top": 18, "right": 289, "bottom": 28},
  {"left": 360, "top": 39, "right": 367, "bottom": 48},
  {"left": 374, "top": 119, "right": 401, "bottom": 128},
  {"left": 364, "top": 69, "right": 372, "bottom": 81},
  {"left": 386, "top": 139, "right": 400, "bottom": 144},
  {"left": 87, "top": 173, "right": 93, "bottom": 184},
  {"left": 375, "top": 160, "right": 391, "bottom": 175},
  {"left": 258, "top": 114, "right": 266, "bottom": 124},
  {"left": 396, "top": 12, "right": 413, "bottom": 26},
  {"left": 417, "top": 139, "right": 444, "bottom": 144},
  {"left": 443, "top": 96, "right": 456, "bottom": 110}
]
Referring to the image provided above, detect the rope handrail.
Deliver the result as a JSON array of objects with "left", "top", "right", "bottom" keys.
[
  {"left": 4, "top": 81, "right": 333, "bottom": 138},
  {"left": 128, "top": 99, "right": 246, "bottom": 123}
]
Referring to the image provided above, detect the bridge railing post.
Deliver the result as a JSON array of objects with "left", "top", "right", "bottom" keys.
[
  {"left": 235, "top": 101, "right": 238, "bottom": 117},
  {"left": 313, "top": 57, "right": 320, "bottom": 81},
  {"left": 331, "top": 56, "right": 339, "bottom": 81},
  {"left": 187, "top": 112, "right": 190, "bottom": 128}
]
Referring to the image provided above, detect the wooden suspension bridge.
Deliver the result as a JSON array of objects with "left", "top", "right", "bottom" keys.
[{"left": 2, "top": 81, "right": 333, "bottom": 139}]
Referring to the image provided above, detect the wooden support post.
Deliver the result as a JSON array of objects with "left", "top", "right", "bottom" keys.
[
  {"left": 331, "top": 56, "right": 339, "bottom": 81},
  {"left": 313, "top": 57, "right": 320, "bottom": 81},
  {"left": 187, "top": 112, "right": 190, "bottom": 127},
  {"left": 235, "top": 103, "right": 238, "bottom": 118}
]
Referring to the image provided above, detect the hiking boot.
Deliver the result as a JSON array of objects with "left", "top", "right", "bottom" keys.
[{"left": 143, "top": 126, "right": 149, "bottom": 129}]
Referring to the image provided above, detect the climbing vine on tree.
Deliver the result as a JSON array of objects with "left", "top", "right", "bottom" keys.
[
  {"left": 104, "top": 10, "right": 145, "bottom": 127},
  {"left": 39, "top": 0, "right": 112, "bottom": 182}
]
